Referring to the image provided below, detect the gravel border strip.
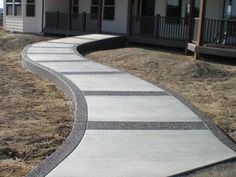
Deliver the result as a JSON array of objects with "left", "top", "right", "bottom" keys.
[
  {"left": 37, "top": 60, "right": 87, "bottom": 63},
  {"left": 87, "top": 121, "right": 208, "bottom": 130},
  {"left": 61, "top": 71, "right": 124, "bottom": 75},
  {"left": 83, "top": 91, "right": 169, "bottom": 96}
]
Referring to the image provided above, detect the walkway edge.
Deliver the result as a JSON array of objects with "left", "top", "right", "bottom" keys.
[
  {"left": 21, "top": 36, "right": 127, "bottom": 177},
  {"left": 22, "top": 45, "right": 88, "bottom": 177},
  {"left": 21, "top": 35, "right": 235, "bottom": 177}
]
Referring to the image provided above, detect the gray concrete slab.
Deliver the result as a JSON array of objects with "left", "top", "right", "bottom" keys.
[
  {"left": 31, "top": 42, "right": 75, "bottom": 48},
  {"left": 27, "top": 53, "right": 85, "bottom": 61},
  {"left": 65, "top": 74, "right": 163, "bottom": 92},
  {"left": 85, "top": 96, "right": 201, "bottom": 122},
  {"left": 46, "top": 130, "right": 235, "bottom": 177},
  {"left": 48, "top": 37, "right": 95, "bottom": 44},
  {"left": 76, "top": 34, "right": 119, "bottom": 40},
  {"left": 39, "top": 61, "right": 119, "bottom": 73},
  {"left": 27, "top": 47, "right": 74, "bottom": 54}
]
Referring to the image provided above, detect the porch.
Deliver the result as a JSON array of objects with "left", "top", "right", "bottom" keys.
[
  {"left": 43, "top": 0, "right": 236, "bottom": 57},
  {"left": 44, "top": 11, "right": 99, "bottom": 35}
]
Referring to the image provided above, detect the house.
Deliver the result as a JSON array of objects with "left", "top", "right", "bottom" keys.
[{"left": 2, "top": 0, "right": 236, "bottom": 58}]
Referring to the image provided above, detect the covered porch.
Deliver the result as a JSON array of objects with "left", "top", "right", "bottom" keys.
[
  {"left": 43, "top": 0, "right": 236, "bottom": 57},
  {"left": 43, "top": 0, "right": 102, "bottom": 35},
  {"left": 187, "top": 0, "right": 236, "bottom": 58}
]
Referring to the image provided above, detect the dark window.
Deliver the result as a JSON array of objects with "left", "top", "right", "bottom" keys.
[
  {"left": 6, "top": 0, "right": 13, "bottom": 16},
  {"left": 224, "top": 0, "right": 236, "bottom": 18},
  {"left": 193, "top": 0, "right": 200, "bottom": 18},
  {"left": 72, "top": 0, "right": 79, "bottom": 15},
  {"left": 14, "top": 0, "right": 21, "bottom": 16},
  {"left": 90, "top": 0, "right": 99, "bottom": 19},
  {"left": 166, "top": 0, "right": 182, "bottom": 17},
  {"left": 6, "top": 0, "right": 21, "bottom": 16},
  {"left": 103, "top": 0, "right": 115, "bottom": 20},
  {"left": 141, "top": 0, "right": 155, "bottom": 16},
  {"left": 26, "top": 0, "right": 35, "bottom": 17}
]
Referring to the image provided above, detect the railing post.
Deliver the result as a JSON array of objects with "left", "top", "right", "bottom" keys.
[
  {"left": 56, "top": 11, "right": 59, "bottom": 30},
  {"left": 154, "top": 14, "right": 160, "bottom": 39},
  {"left": 82, "top": 12, "right": 87, "bottom": 32}
]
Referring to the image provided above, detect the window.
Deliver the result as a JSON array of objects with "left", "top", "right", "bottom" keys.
[
  {"left": 103, "top": 0, "right": 115, "bottom": 20},
  {"left": 91, "top": 0, "right": 99, "bottom": 19},
  {"left": 14, "top": 0, "right": 21, "bottom": 16},
  {"left": 193, "top": 0, "right": 200, "bottom": 18},
  {"left": 72, "top": 0, "right": 79, "bottom": 15},
  {"left": 26, "top": 0, "right": 35, "bottom": 17},
  {"left": 224, "top": 0, "right": 236, "bottom": 18},
  {"left": 6, "top": 0, "right": 13, "bottom": 16},
  {"left": 6, "top": 0, "right": 21, "bottom": 16},
  {"left": 166, "top": 0, "right": 182, "bottom": 18}
]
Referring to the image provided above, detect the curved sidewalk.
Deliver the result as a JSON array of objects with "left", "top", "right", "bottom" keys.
[{"left": 22, "top": 34, "right": 236, "bottom": 177}]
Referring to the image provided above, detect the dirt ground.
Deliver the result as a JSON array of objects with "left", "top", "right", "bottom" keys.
[
  {"left": 0, "top": 31, "right": 73, "bottom": 177},
  {"left": 87, "top": 46, "right": 236, "bottom": 177}
]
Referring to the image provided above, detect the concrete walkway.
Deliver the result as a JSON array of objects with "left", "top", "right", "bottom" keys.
[{"left": 22, "top": 34, "right": 236, "bottom": 177}]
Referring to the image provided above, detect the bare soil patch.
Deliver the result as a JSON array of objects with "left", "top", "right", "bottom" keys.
[
  {"left": 0, "top": 30, "right": 73, "bottom": 177},
  {"left": 87, "top": 46, "right": 236, "bottom": 176}
]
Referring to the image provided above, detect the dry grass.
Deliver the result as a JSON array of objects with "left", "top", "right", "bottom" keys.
[{"left": 0, "top": 30, "right": 73, "bottom": 177}]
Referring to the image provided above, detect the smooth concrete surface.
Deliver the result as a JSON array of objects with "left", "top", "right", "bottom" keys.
[
  {"left": 27, "top": 47, "right": 74, "bottom": 54},
  {"left": 23, "top": 34, "right": 236, "bottom": 177},
  {"left": 32, "top": 42, "right": 75, "bottom": 48},
  {"left": 48, "top": 37, "right": 96, "bottom": 44},
  {"left": 86, "top": 96, "right": 201, "bottom": 122},
  {"left": 46, "top": 130, "right": 235, "bottom": 177},
  {"left": 27, "top": 53, "right": 85, "bottom": 61},
  {"left": 65, "top": 74, "right": 164, "bottom": 92},
  {"left": 40, "top": 61, "right": 119, "bottom": 73}
]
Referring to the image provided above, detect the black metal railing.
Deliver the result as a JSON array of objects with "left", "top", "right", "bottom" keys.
[
  {"left": 203, "top": 18, "right": 236, "bottom": 46},
  {"left": 191, "top": 18, "right": 236, "bottom": 46},
  {"left": 45, "top": 12, "right": 98, "bottom": 33},
  {"left": 131, "top": 15, "right": 188, "bottom": 41}
]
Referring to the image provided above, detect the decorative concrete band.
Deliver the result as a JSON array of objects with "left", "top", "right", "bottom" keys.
[
  {"left": 83, "top": 91, "right": 169, "bottom": 96},
  {"left": 87, "top": 121, "right": 208, "bottom": 130},
  {"left": 61, "top": 71, "right": 124, "bottom": 75},
  {"left": 22, "top": 36, "right": 127, "bottom": 177}
]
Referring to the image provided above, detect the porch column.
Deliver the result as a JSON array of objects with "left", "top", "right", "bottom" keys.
[
  {"left": 127, "top": 0, "right": 133, "bottom": 35},
  {"left": 194, "top": 0, "right": 206, "bottom": 59},
  {"left": 67, "top": 0, "right": 72, "bottom": 35},
  {"left": 97, "top": 0, "right": 103, "bottom": 33}
]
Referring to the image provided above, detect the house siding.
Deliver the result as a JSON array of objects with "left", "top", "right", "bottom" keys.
[
  {"left": 102, "top": 0, "right": 128, "bottom": 34},
  {"left": 23, "top": 0, "right": 43, "bottom": 33},
  {"left": 45, "top": 0, "right": 68, "bottom": 13},
  {"left": 5, "top": 16, "right": 23, "bottom": 32},
  {"left": 79, "top": 0, "right": 90, "bottom": 13},
  {"left": 205, "top": 0, "right": 224, "bottom": 19}
]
